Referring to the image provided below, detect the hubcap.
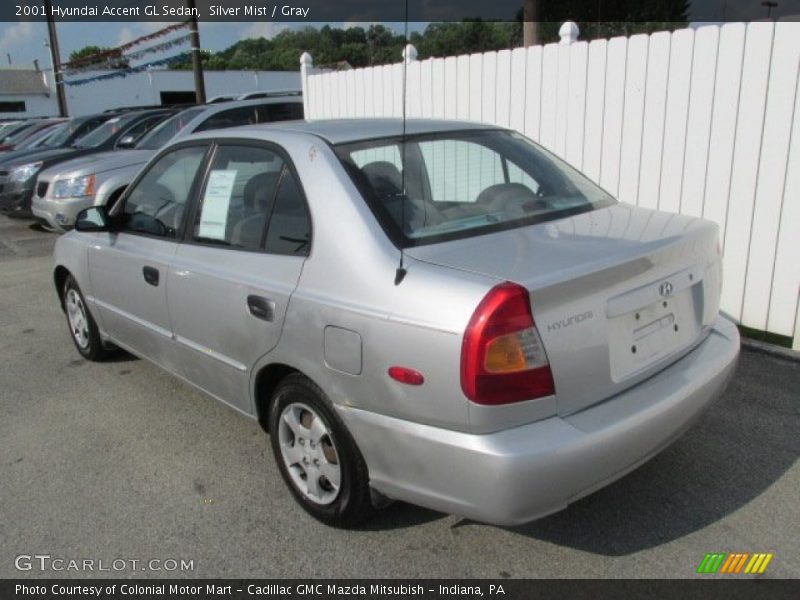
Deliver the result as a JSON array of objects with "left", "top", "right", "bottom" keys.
[
  {"left": 278, "top": 402, "right": 341, "bottom": 505},
  {"left": 66, "top": 289, "right": 89, "bottom": 349}
]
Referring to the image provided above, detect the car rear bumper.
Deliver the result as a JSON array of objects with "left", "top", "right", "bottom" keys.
[{"left": 337, "top": 315, "right": 740, "bottom": 526}]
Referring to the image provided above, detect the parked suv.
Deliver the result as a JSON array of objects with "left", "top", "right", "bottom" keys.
[
  {"left": 0, "top": 109, "right": 175, "bottom": 217},
  {"left": 53, "top": 119, "right": 739, "bottom": 527},
  {"left": 33, "top": 98, "right": 303, "bottom": 231}
]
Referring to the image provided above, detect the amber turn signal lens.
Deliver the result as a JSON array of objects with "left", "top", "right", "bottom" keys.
[{"left": 484, "top": 333, "right": 527, "bottom": 373}]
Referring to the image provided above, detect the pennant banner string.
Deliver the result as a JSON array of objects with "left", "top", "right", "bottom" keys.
[
  {"left": 61, "top": 21, "right": 190, "bottom": 70},
  {"left": 62, "top": 52, "right": 192, "bottom": 86}
]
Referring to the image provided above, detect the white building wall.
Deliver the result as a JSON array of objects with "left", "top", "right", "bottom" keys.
[
  {"left": 63, "top": 69, "right": 300, "bottom": 115},
  {"left": 0, "top": 93, "right": 56, "bottom": 119},
  {"left": 8, "top": 69, "right": 300, "bottom": 118}
]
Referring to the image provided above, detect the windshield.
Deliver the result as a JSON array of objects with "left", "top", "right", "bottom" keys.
[
  {"left": 0, "top": 121, "right": 34, "bottom": 144},
  {"left": 17, "top": 123, "right": 65, "bottom": 149},
  {"left": 72, "top": 113, "right": 140, "bottom": 149},
  {"left": 136, "top": 107, "right": 204, "bottom": 150},
  {"left": 3, "top": 122, "right": 48, "bottom": 145},
  {"left": 45, "top": 116, "right": 100, "bottom": 147},
  {"left": 336, "top": 130, "right": 616, "bottom": 247}
]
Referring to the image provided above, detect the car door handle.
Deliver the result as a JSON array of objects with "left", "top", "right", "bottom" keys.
[
  {"left": 142, "top": 266, "right": 159, "bottom": 287},
  {"left": 247, "top": 295, "right": 275, "bottom": 322}
]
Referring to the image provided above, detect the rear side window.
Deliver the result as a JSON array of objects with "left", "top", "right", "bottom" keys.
[
  {"left": 192, "top": 145, "right": 284, "bottom": 250},
  {"left": 194, "top": 106, "right": 257, "bottom": 132},
  {"left": 122, "top": 145, "right": 207, "bottom": 238},
  {"left": 264, "top": 171, "right": 311, "bottom": 256},
  {"left": 255, "top": 102, "right": 304, "bottom": 123}
]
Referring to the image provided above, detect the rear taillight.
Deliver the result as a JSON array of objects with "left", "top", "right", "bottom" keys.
[{"left": 461, "top": 282, "right": 554, "bottom": 405}]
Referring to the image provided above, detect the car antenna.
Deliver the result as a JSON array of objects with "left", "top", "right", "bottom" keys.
[{"left": 394, "top": 0, "right": 410, "bottom": 286}]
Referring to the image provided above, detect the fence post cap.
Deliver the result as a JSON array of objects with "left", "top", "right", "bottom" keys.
[
  {"left": 300, "top": 52, "right": 313, "bottom": 67},
  {"left": 402, "top": 44, "right": 418, "bottom": 63},
  {"left": 559, "top": 21, "right": 579, "bottom": 45}
]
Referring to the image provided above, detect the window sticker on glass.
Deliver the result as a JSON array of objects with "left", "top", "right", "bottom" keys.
[{"left": 198, "top": 170, "right": 237, "bottom": 240}]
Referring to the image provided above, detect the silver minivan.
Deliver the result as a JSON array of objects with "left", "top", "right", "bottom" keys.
[{"left": 53, "top": 119, "right": 740, "bottom": 527}]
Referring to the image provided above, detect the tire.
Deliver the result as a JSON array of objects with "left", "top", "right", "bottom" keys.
[
  {"left": 269, "top": 373, "right": 374, "bottom": 526},
  {"left": 62, "top": 275, "right": 111, "bottom": 361}
]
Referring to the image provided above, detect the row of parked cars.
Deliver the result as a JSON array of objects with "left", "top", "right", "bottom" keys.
[{"left": 0, "top": 93, "right": 304, "bottom": 230}]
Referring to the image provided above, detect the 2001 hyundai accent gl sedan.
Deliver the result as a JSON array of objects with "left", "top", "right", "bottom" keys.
[{"left": 53, "top": 119, "right": 740, "bottom": 526}]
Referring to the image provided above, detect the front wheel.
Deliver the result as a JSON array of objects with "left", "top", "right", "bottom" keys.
[
  {"left": 268, "top": 374, "right": 373, "bottom": 526},
  {"left": 62, "top": 275, "right": 111, "bottom": 361}
]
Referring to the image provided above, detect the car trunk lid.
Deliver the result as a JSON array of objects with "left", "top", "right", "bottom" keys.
[{"left": 406, "top": 203, "right": 722, "bottom": 416}]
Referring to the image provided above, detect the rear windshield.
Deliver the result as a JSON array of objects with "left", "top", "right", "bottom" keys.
[
  {"left": 335, "top": 130, "right": 616, "bottom": 247},
  {"left": 136, "top": 107, "right": 205, "bottom": 150}
]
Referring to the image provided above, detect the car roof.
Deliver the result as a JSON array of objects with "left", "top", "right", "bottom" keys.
[
  {"left": 202, "top": 97, "right": 303, "bottom": 112},
  {"left": 207, "top": 118, "right": 499, "bottom": 145}
]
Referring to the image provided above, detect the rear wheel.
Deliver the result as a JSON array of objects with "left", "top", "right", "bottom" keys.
[
  {"left": 269, "top": 374, "right": 373, "bottom": 526},
  {"left": 62, "top": 275, "right": 111, "bottom": 361}
]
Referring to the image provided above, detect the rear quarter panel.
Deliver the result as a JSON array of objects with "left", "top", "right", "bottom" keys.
[{"left": 243, "top": 132, "right": 494, "bottom": 431}]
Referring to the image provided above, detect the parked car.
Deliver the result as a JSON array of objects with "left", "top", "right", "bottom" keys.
[
  {"left": 0, "top": 112, "right": 118, "bottom": 166},
  {"left": 0, "top": 118, "right": 66, "bottom": 152},
  {"left": 0, "top": 119, "right": 49, "bottom": 149},
  {"left": 52, "top": 119, "right": 739, "bottom": 527},
  {"left": 33, "top": 98, "right": 303, "bottom": 231},
  {"left": 0, "top": 109, "right": 175, "bottom": 218},
  {"left": 12, "top": 121, "right": 68, "bottom": 151}
]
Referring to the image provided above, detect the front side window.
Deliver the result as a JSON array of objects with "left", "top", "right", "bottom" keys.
[
  {"left": 121, "top": 145, "right": 207, "bottom": 238},
  {"left": 336, "top": 130, "right": 615, "bottom": 246},
  {"left": 115, "top": 114, "right": 170, "bottom": 148},
  {"left": 192, "top": 145, "right": 284, "bottom": 250},
  {"left": 254, "top": 102, "right": 304, "bottom": 123}
]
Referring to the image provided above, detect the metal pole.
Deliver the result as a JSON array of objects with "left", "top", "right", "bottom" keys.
[
  {"left": 523, "top": 0, "right": 540, "bottom": 47},
  {"left": 43, "top": 0, "right": 67, "bottom": 116},
  {"left": 187, "top": 0, "right": 206, "bottom": 104}
]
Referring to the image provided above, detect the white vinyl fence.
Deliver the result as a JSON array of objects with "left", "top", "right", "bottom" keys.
[{"left": 300, "top": 22, "right": 800, "bottom": 348}]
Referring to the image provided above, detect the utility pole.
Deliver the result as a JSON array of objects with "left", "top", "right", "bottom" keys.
[
  {"left": 523, "top": 0, "right": 540, "bottom": 47},
  {"left": 761, "top": 1, "right": 778, "bottom": 18},
  {"left": 43, "top": 0, "right": 67, "bottom": 116},
  {"left": 187, "top": 0, "right": 206, "bottom": 103}
]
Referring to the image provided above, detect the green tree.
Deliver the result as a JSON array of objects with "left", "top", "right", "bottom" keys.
[{"left": 167, "top": 10, "right": 690, "bottom": 72}]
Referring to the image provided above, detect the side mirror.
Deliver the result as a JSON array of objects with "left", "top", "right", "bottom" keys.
[
  {"left": 116, "top": 135, "right": 136, "bottom": 149},
  {"left": 75, "top": 206, "right": 112, "bottom": 232}
]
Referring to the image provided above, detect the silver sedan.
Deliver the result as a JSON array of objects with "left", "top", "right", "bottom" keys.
[{"left": 52, "top": 119, "right": 739, "bottom": 526}]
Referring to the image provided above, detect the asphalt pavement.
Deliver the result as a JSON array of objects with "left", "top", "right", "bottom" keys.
[{"left": 0, "top": 214, "right": 798, "bottom": 579}]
